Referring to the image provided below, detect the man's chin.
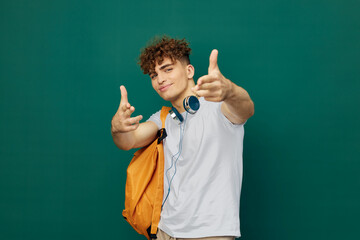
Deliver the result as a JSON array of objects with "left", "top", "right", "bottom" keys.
[
  {"left": 158, "top": 92, "right": 176, "bottom": 102},
  {"left": 160, "top": 96, "right": 174, "bottom": 102}
]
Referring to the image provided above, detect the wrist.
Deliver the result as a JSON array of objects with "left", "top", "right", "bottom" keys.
[
  {"left": 111, "top": 120, "right": 121, "bottom": 136},
  {"left": 224, "top": 80, "right": 238, "bottom": 102},
  {"left": 111, "top": 127, "right": 119, "bottom": 136},
  {"left": 224, "top": 82, "right": 250, "bottom": 104}
]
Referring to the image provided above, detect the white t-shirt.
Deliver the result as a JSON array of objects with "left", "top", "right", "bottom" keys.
[{"left": 147, "top": 98, "right": 245, "bottom": 238}]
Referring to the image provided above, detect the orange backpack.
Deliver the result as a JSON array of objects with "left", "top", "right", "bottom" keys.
[{"left": 122, "top": 106, "right": 171, "bottom": 240}]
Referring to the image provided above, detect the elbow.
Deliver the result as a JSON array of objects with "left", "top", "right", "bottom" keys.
[
  {"left": 118, "top": 144, "right": 132, "bottom": 151},
  {"left": 245, "top": 100, "right": 255, "bottom": 120},
  {"left": 116, "top": 141, "right": 135, "bottom": 151},
  {"left": 249, "top": 101, "right": 255, "bottom": 118},
  {"left": 112, "top": 134, "right": 135, "bottom": 151}
]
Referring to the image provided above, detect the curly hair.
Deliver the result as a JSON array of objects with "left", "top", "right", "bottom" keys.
[{"left": 138, "top": 35, "right": 192, "bottom": 75}]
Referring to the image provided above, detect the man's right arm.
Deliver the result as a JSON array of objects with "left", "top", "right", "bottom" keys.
[{"left": 111, "top": 86, "right": 158, "bottom": 151}]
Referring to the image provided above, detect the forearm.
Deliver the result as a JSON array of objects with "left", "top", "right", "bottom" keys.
[
  {"left": 222, "top": 82, "right": 254, "bottom": 124},
  {"left": 111, "top": 121, "right": 159, "bottom": 151},
  {"left": 111, "top": 130, "right": 136, "bottom": 151}
]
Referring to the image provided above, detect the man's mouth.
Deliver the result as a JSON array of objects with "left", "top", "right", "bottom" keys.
[{"left": 159, "top": 84, "right": 172, "bottom": 92}]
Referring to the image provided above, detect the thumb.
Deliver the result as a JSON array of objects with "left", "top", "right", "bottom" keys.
[
  {"left": 208, "top": 49, "right": 219, "bottom": 74},
  {"left": 119, "top": 85, "right": 129, "bottom": 107}
]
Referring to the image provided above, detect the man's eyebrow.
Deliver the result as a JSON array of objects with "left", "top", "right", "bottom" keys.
[{"left": 159, "top": 63, "right": 173, "bottom": 70}]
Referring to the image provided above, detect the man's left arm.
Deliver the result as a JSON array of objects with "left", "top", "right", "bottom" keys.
[
  {"left": 221, "top": 82, "right": 254, "bottom": 124},
  {"left": 193, "top": 49, "right": 254, "bottom": 124}
]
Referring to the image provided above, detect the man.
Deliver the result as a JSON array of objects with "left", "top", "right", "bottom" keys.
[{"left": 111, "top": 36, "right": 254, "bottom": 240}]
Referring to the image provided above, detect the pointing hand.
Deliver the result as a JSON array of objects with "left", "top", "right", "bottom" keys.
[
  {"left": 192, "top": 49, "right": 233, "bottom": 102},
  {"left": 111, "top": 85, "right": 143, "bottom": 134}
]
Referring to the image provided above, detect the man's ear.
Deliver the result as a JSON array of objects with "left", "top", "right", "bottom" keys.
[{"left": 187, "top": 64, "right": 195, "bottom": 79}]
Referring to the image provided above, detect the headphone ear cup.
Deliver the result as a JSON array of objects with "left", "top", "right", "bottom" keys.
[
  {"left": 169, "top": 107, "right": 184, "bottom": 122},
  {"left": 183, "top": 96, "right": 200, "bottom": 114}
]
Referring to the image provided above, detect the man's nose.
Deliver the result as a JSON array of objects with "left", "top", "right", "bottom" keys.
[{"left": 157, "top": 73, "right": 166, "bottom": 84}]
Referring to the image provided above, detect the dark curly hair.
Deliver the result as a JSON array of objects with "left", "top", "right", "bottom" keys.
[{"left": 138, "top": 35, "right": 192, "bottom": 75}]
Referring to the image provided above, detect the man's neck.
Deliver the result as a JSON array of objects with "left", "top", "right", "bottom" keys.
[{"left": 170, "top": 85, "right": 196, "bottom": 113}]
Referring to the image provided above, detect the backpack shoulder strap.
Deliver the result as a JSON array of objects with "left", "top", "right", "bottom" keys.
[
  {"left": 157, "top": 106, "right": 171, "bottom": 144},
  {"left": 150, "top": 106, "right": 171, "bottom": 238},
  {"left": 160, "top": 106, "right": 171, "bottom": 128}
]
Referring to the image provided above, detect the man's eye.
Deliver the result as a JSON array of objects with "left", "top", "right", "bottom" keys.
[
  {"left": 165, "top": 68, "right": 173, "bottom": 72},
  {"left": 150, "top": 74, "right": 157, "bottom": 79}
]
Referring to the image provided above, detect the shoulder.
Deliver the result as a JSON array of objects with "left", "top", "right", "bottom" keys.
[
  {"left": 199, "top": 98, "right": 245, "bottom": 127},
  {"left": 146, "top": 108, "right": 166, "bottom": 129}
]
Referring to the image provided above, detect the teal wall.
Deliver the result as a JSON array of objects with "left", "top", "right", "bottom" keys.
[{"left": 1, "top": 0, "right": 359, "bottom": 239}]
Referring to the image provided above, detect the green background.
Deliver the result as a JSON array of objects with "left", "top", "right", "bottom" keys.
[{"left": 1, "top": 0, "right": 359, "bottom": 239}]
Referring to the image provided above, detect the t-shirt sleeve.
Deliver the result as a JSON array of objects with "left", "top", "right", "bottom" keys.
[{"left": 146, "top": 110, "right": 162, "bottom": 130}]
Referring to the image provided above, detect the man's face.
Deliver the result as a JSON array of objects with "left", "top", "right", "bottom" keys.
[{"left": 150, "top": 57, "right": 194, "bottom": 102}]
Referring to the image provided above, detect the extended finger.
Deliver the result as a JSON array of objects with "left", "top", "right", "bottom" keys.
[
  {"left": 194, "top": 89, "right": 215, "bottom": 98},
  {"left": 196, "top": 82, "right": 218, "bottom": 91},
  {"left": 197, "top": 75, "right": 216, "bottom": 86},
  {"left": 126, "top": 122, "right": 140, "bottom": 131},
  {"left": 126, "top": 115, "right": 143, "bottom": 125},
  {"left": 193, "top": 76, "right": 215, "bottom": 91},
  {"left": 208, "top": 49, "right": 219, "bottom": 74},
  {"left": 119, "top": 85, "right": 129, "bottom": 105}
]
